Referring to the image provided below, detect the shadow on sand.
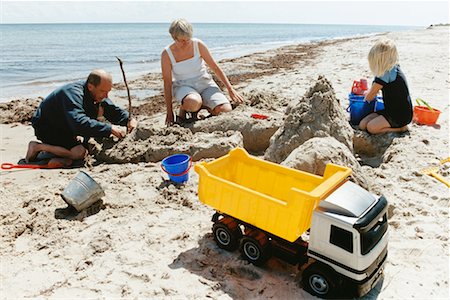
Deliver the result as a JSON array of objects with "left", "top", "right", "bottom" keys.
[{"left": 169, "top": 234, "right": 383, "bottom": 299}]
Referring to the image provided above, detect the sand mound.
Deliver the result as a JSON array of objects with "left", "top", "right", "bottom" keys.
[
  {"left": 282, "top": 137, "right": 370, "bottom": 189},
  {"left": 265, "top": 75, "right": 353, "bottom": 163},
  {"left": 0, "top": 98, "right": 42, "bottom": 124},
  {"left": 244, "top": 89, "right": 289, "bottom": 110},
  {"left": 189, "top": 109, "right": 283, "bottom": 153},
  {"left": 353, "top": 130, "right": 406, "bottom": 166},
  {"left": 91, "top": 120, "right": 243, "bottom": 163}
]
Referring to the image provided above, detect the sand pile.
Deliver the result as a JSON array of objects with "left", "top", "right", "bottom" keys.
[
  {"left": 244, "top": 89, "right": 289, "bottom": 111},
  {"left": 353, "top": 130, "right": 406, "bottom": 167},
  {"left": 282, "top": 137, "right": 370, "bottom": 189},
  {"left": 265, "top": 75, "right": 353, "bottom": 163},
  {"left": 189, "top": 109, "right": 283, "bottom": 153},
  {"left": 91, "top": 120, "right": 244, "bottom": 163},
  {"left": 0, "top": 98, "right": 42, "bottom": 124}
]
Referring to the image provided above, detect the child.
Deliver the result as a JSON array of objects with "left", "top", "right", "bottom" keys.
[{"left": 359, "top": 39, "right": 413, "bottom": 134}]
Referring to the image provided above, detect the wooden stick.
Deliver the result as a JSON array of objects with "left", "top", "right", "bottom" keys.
[{"left": 116, "top": 56, "right": 132, "bottom": 118}]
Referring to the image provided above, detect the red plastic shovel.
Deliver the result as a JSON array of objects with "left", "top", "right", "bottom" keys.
[
  {"left": 251, "top": 113, "right": 269, "bottom": 120},
  {"left": 1, "top": 163, "right": 44, "bottom": 170},
  {"left": 1, "top": 159, "right": 72, "bottom": 170}
]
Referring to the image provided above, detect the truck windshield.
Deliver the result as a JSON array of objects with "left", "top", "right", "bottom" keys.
[{"left": 360, "top": 212, "right": 388, "bottom": 255}]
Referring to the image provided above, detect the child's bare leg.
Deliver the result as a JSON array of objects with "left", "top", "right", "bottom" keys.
[
  {"left": 359, "top": 113, "right": 379, "bottom": 131},
  {"left": 367, "top": 116, "right": 398, "bottom": 134},
  {"left": 381, "top": 125, "right": 408, "bottom": 133}
]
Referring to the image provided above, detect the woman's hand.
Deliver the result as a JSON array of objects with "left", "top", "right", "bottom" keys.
[
  {"left": 165, "top": 112, "right": 174, "bottom": 126},
  {"left": 229, "top": 88, "right": 244, "bottom": 104}
]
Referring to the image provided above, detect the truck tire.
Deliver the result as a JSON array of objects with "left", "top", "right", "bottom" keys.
[
  {"left": 212, "top": 222, "right": 241, "bottom": 251},
  {"left": 239, "top": 236, "right": 271, "bottom": 266},
  {"left": 302, "top": 263, "right": 339, "bottom": 298}
]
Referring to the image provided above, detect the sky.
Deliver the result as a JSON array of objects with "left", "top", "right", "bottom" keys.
[{"left": 1, "top": 0, "right": 449, "bottom": 26}]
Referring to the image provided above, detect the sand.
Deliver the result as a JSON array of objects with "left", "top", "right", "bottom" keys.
[{"left": 1, "top": 26, "right": 449, "bottom": 299}]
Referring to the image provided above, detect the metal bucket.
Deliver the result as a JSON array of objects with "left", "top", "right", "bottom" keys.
[{"left": 61, "top": 171, "right": 105, "bottom": 212}]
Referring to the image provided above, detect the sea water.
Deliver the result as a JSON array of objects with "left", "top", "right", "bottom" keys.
[{"left": 0, "top": 23, "right": 415, "bottom": 102}]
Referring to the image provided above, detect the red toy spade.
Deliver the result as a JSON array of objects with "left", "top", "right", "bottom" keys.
[
  {"left": 251, "top": 113, "right": 269, "bottom": 120},
  {"left": 1, "top": 158, "right": 73, "bottom": 170}
]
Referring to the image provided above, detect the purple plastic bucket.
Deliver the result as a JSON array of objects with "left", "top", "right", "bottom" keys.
[{"left": 161, "top": 154, "right": 192, "bottom": 183}]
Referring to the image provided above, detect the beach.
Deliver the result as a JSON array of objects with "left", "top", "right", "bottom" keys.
[{"left": 1, "top": 25, "right": 449, "bottom": 299}]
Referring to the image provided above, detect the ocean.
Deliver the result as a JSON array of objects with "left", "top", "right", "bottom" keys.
[{"left": 0, "top": 23, "right": 416, "bottom": 102}]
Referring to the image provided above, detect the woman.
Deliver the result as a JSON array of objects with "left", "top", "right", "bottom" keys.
[{"left": 161, "top": 19, "right": 244, "bottom": 125}]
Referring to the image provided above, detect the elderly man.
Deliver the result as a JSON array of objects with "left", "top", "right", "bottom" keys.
[{"left": 25, "top": 69, "right": 137, "bottom": 164}]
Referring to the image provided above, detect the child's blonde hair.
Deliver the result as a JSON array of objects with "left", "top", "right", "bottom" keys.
[
  {"left": 368, "top": 39, "right": 399, "bottom": 77},
  {"left": 169, "top": 19, "right": 193, "bottom": 40}
]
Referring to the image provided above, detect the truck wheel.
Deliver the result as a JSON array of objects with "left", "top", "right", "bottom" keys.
[
  {"left": 239, "top": 236, "right": 270, "bottom": 266},
  {"left": 302, "top": 263, "right": 339, "bottom": 298},
  {"left": 212, "top": 222, "right": 241, "bottom": 251}
]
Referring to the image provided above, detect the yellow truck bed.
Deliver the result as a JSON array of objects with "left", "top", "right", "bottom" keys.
[{"left": 195, "top": 148, "right": 352, "bottom": 242}]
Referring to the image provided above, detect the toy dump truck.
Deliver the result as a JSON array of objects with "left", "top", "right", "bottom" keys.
[{"left": 194, "top": 148, "right": 388, "bottom": 298}]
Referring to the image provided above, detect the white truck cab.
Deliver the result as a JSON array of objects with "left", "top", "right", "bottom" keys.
[{"left": 305, "top": 181, "right": 388, "bottom": 297}]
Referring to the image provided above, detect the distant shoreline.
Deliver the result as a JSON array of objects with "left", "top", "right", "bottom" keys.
[{"left": 0, "top": 22, "right": 421, "bottom": 27}]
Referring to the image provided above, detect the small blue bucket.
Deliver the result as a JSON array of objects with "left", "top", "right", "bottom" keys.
[
  {"left": 161, "top": 154, "right": 192, "bottom": 183},
  {"left": 347, "top": 94, "right": 384, "bottom": 125}
]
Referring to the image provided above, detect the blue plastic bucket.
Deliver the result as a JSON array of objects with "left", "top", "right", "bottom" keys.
[
  {"left": 161, "top": 154, "right": 192, "bottom": 183},
  {"left": 347, "top": 94, "right": 384, "bottom": 125},
  {"left": 375, "top": 99, "right": 384, "bottom": 111}
]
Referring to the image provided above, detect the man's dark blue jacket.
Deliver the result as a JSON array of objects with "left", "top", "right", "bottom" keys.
[{"left": 32, "top": 81, "right": 129, "bottom": 138}]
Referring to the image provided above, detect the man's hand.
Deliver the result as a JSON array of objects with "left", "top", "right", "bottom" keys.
[
  {"left": 111, "top": 125, "right": 126, "bottom": 139},
  {"left": 127, "top": 118, "right": 137, "bottom": 133}
]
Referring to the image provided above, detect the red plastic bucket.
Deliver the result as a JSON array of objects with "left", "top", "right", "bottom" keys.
[{"left": 413, "top": 106, "right": 441, "bottom": 125}]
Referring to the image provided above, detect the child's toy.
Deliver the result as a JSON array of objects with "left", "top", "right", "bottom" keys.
[
  {"left": 347, "top": 94, "right": 384, "bottom": 125},
  {"left": 161, "top": 154, "right": 192, "bottom": 183},
  {"left": 195, "top": 148, "right": 388, "bottom": 298},
  {"left": 351, "top": 79, "right": 368, "bottom": 95},
  {"left": 420, "top": 157, "right": 450, "bottom": 188},
  {"left": 413, "top": 98, "right": 441, "bottom": 125},
  {"left": 251, "top": 113, "right": 269, "bottom": 120},
  {"left": 61, "top": 171, "right": 105, "bottom": 212}
]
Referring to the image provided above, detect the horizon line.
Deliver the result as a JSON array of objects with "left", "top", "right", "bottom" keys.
[{"left": 0, "top": 21, "right": 423, "bottom": 27}]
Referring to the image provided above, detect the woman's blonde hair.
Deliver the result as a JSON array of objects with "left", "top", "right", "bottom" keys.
[
  {"left": 368, "top": 39, "right": 399, "bottom": 77},
  {"left": 169, "top": 19, "right": 193, "bottom": 40}
]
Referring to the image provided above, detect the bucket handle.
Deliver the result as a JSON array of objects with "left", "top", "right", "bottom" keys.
[
  {"left": 161, "top": 158, "right": 193, "bottom": 177},
  {"left": 416, "top": 98, "right": 434, "bottom": 111},
  {"left": 345, "top": 97, "right": 375, "bottom": 112}
]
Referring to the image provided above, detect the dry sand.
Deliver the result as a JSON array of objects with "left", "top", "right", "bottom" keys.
[{"left": 1, "top": 26, "right": 449, "bottom": 299}]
